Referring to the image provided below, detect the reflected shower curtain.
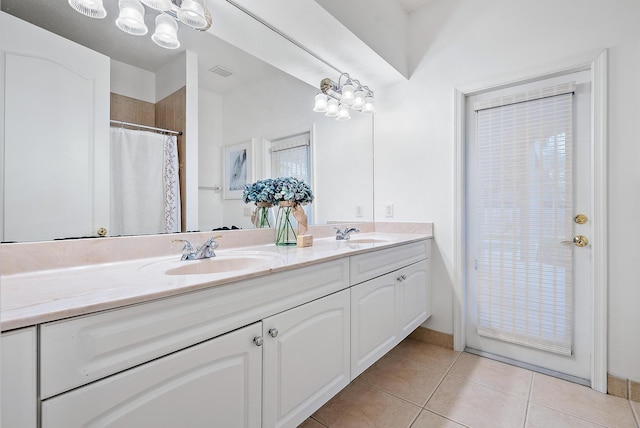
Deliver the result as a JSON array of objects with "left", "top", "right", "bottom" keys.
[{"left": 110, "top": 128, "right": 180, "bottom": 236}]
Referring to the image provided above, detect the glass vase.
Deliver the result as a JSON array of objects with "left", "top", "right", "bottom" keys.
[
  {"left": 275, "top": 202, "right": 297, "bottom": 246},
  {"left": 253, "top": 203, "right": 274, "bottom": 228}
]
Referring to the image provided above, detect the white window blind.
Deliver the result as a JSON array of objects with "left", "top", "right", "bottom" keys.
[
  {"left": 474, "top": 85, "right": 574, "bottom": 356},
  {"left": 270, "top": 133, "right": 310, "bottom": 183}
]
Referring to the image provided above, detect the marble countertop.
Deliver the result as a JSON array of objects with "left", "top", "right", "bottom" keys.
[{"left": 1, "top": 230, "right": 432, "bottom": 331}]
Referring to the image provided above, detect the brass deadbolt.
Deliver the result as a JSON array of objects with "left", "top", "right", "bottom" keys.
[{"left": 574, "top": 214, "right": 588, "bottom": 225}]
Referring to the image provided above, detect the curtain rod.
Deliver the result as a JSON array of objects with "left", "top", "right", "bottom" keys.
[{"left": 110, "top": 120, "right": 183, "bottom": 136}]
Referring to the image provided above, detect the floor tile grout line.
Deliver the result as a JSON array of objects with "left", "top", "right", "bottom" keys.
[
  {"left": 527, "top": 401, "right": 613, "bottom": 428},
  {"left": 422, "top": 352, "right": 464, "bottom": 409},
  {"left": 422, "top": 407, "right": 473, "bottom": 428},
  {"left": 444, "top": 371, "right": 532, "bottom": 401},
  {"left": 351, "top": 378, "right": 427, "bottom": 410},
  {"left": 522, "top": 369, "right": 536, "bottom": 427},
  {"left": 630, "top": 400, "right": 640, "bottom": 428},
  {"left": 309, "top": 415, "right": 328, "bottom": 427}
]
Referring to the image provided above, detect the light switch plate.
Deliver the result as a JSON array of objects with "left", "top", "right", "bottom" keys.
[{"left": 385, "top": 204, "right": 394, "bottom": 217}]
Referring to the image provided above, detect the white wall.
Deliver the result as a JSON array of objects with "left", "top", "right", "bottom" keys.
[
  {"left": 155, "top": 52, "right": 187, "bottom": 103},
  {"left": 373, "top": 0, "right": 640, "bottom": 381},
  {"left": 198, "top": 88, "right": 224, "bottom": 230},
  {"left": 110, "top": 60, "right": 155, "bottom": 103},
  {"left": 216, "top": 71, "right": 374, "bottom": 229}
]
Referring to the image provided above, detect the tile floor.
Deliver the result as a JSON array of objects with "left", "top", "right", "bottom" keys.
[{"left": 301, "top": 338, "right": 640, "bottom": 428}]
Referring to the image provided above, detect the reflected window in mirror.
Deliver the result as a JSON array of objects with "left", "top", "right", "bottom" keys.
[{"left": 267, "top": 131, "right": 313, "bottom": 223}]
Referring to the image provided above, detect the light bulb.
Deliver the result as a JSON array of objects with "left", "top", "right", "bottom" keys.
[
  {"left": 325, "top": 99, "right": 339, "bottom": 118},
  {"left": 340, "top": 84, "right": 355, "bottom": 106},
  {"left": 140, "top": 0, "right": 172, "bottom": 11},
  {"left": 178, "top": 0, "right": 208, "bottom": 29},
  {"left": 313, "top": 93, "right": 328, "bottom": 113},
  {"left": 337, "top": 103, "right": 351, "bottom": 121},
  {"left": 351, "top": 90, "right": 366, "bottom": 110},
  {"left": 68, "top": 0, "right": 107, "bottom": 19},
  {"left": 362, "top": 96, "right": 375, "bottom": 114},
  {"left": 116, "top": 0, "right": 148, "bottom": 36},
  {"left": 152, "top": 14, "right": 180, "bottom": 49}
]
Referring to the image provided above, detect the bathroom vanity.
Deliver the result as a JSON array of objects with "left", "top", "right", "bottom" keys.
[{"left": 1, "top": 226, "right": 432, "bottom": 428}]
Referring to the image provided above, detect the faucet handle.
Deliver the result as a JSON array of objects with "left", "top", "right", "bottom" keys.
[
  {"left": 172, "top": 239, "right": 193, "bottom": 250},
  {"left": 172, "top": 239, "right": 195, "bottom": 260},
  {"left": 195, "top": 235, "right": 222, "bottom": 259}
]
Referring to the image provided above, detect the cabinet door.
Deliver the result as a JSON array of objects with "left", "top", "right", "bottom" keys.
[
  {"left": 42, "top": 323, "right": 262, "bottom": 428},
  {"left": 350, "top": 273, "right": 399, "bottom": 379},
  {"left": 1, "top": 327, "right": 37, "bottom": 428},
  {"left": 398, "top": 259, "right": 431, "bottom": 336},
  {"left": 263, "top": 290, "right": 350, "bottom": 428}
]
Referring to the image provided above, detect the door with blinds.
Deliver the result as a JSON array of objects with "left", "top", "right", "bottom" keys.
[{"left": 465, "top": 70, "right": 592, "bottom": 380}]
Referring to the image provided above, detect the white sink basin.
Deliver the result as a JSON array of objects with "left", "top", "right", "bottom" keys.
[
  {"left": 141, "top": 251, "right": 282, "bottom": 276},
  {"left": 340, "top": 238, "right": 389, "bottom": 244}
]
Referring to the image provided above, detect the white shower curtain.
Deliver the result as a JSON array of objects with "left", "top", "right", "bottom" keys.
[{"left": 110, "top": 127, "right": 180, "bottom": 236}]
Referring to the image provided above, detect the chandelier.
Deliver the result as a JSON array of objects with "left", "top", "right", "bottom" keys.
[
  {"left": 67, "top": 0, "right": 212, "bottom": 49},
  {"left": 312, "top": 73, "right": 375, "bottom": 121}
]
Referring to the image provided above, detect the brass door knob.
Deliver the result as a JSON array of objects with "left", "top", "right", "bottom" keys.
[{"left": 561, "top": 235, "right": 589, "bottom": 247}]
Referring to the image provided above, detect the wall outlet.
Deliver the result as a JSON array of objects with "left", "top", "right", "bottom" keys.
[
  {"left": 243, "top": 207, "right": 252, "bottom": 217},
  {"left": 385, "top": 204, "right": 394, "bottom": 218},
  {"left": 355, "top": 205, "right": 363, "bottom": 217}
]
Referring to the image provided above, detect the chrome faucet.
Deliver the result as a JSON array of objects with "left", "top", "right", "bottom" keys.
[
  {"left": 173, "top": 236, "right": 220, "bottom": 260},
  {"left": 335, "top": 227, "right": 360, "bottom": 240}
]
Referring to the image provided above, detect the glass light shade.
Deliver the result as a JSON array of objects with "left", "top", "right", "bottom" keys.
[
  {"left": 116, "top": 0, "right": 148, "bottom": 36},
  {"left": 325, "top": 99, "right": 339, "bottom": 118},
  {"left": 351, "top": 90, "right": 366, "bottom": 110},
  {"left": 340, "top": 84, "right": 355, "bottom": 105},
  {"left": 140, "top": 0, "right": 172, "bottom": 11},
  {"left": 68, "top": 0, "right": 107, "bottom": 19},
  {"left": 336, "top": 103, "right": 351, "bottom": 121},
  {"left": 152, "top": 14, "right": 180, "bottom": 49},
  {"left": 362, "top": 96, "right": 375, "bottom": 114},
  {"left": 178, "top": 0, "right": 208, "bottom": 29},
  {"left": 313, "top": 93, "right": 328, "bottom": 113}
]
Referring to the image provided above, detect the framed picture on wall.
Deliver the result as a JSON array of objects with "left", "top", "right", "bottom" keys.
[{"left": 223, "top": 139, "right": 254, "bottom": 199}]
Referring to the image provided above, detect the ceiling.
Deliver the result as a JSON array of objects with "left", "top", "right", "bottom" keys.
[
  {"left": 0, "top": 0, "right": 435, "bottom": 94},
  {"left": 394, "top": 0, "right": 437, "bottom": 14},
  {"left": 0, "top": 0, "right": 282, "bottom": 95}
]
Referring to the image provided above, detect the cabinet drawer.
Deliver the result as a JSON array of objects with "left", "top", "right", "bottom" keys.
[
  {"left": 350, "top": 239, "right": 430, "bottom": 285},
  {"left": 42, "top": 322, "right": 262, "bottom": 428},
  {"left": 40, "top": 258, "right": 349, "bottom": 399}
]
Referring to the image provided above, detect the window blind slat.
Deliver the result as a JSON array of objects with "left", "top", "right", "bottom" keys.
[{"left": 475, "top": 92, "right": 573, "bottom": 356}]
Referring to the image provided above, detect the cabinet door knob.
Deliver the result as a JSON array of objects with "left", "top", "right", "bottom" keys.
[
  {"left": 253, "top": 336, "right": 264, "bottom": 346},
  {"left": 268, "top": 328, "right": 279, "bottom": 338},
  {"left": 397, "top": 274, "right": 407, "bottom": 282}
]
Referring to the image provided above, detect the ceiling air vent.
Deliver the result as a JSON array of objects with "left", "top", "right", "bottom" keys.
[{"left": 209, "top": 65, "right": 234, "bottom": 77}]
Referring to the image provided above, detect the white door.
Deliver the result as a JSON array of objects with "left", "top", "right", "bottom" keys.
[
  {"left": 0, "top": 13, "right": 110, "bottom": 242},
  {"left": 465, "top": 70, "right": 592, "bottom": 380}
]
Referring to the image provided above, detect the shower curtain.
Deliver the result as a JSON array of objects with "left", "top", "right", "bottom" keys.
[{"left": 110, "top": 127, "right": 180, "bottom": 236}]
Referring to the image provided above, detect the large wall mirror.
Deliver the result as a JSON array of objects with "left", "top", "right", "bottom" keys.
[{"left": 0, "top": 0, "right": 374, "bottom": 243}]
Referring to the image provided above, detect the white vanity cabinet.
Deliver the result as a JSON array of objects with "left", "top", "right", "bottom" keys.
[
  {"left": 1, "top": 327, "right": 38, "bottom": 428},
  {"left": 350, "top": 241, "right": 431, "bottom": 378},
  {"left": 3, "top": 238, "right": 432, "bottom": 427},
  {"left": 262, "top": 289, "right": 350, "bottom": 428},
  {"left": 41, "top": 322, "right": 263, "bottom": 428}
]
